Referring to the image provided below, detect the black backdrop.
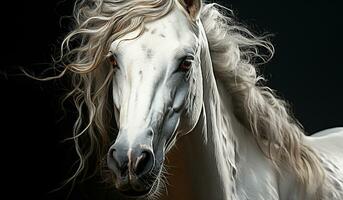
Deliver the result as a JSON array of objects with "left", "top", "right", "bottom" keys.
[{"left": 1, "top": 0, "right": 342, "bottom": 199}]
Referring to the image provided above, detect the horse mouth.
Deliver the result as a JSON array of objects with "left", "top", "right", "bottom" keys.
[
  {"left": 119, "top": 179, "right": 158, "bottom": 198},
  {"left": 111, "top": 158, "right": 163, "bottom": 199},
  {"left": 121, "top": 189, "right": 151, "bottom": 198}
]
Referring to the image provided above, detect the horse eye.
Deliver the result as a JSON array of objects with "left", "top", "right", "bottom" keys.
[
  {"left": 179, "top": 57, "right": 193, "bottom": 72},
  {"left": 109, "top": 55, "right": 119, "bottom": 69}
]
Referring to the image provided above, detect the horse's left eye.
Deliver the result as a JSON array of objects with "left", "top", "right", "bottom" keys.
[
  {"left": 179, "top": 57, "right": 193, "bottom": 72},
  {"left": 109, "top": 55, "right": 119, "bottom": 69}
]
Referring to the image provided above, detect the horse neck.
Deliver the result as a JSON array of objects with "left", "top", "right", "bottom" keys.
[{"left": 160, "top": 118, "right": 234, "bottom": 200}]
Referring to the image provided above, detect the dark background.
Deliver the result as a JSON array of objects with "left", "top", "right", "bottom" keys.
[{"left": 1, "top": 0, "right": 342, "bottom": 199}]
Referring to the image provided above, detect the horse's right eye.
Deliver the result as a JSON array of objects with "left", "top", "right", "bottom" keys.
[
  {"left": 179, "top": 56, "right": 194, "bottom": 72},
  {"left": 109, "top": 55, "right": 119, "bottom": 69},
  {"left": 180, "top": 59, "right": 192, "bottom": 71}
]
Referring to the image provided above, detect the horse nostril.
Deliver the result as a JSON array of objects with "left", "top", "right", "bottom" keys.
[
  {"left": 108, "top": 147, "right": 129, "bottom": 177},
  {"left": 110, "top": 148, "right": 116, "bottom": 158},
  {"left": 134, "top": 150, "right": 154, "bottom": 176}
]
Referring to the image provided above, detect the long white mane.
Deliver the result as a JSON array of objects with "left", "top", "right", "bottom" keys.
[
  {"left": 56, "top": 0, "right": 327, "bottom": 198},
  {"left": 200, "top": 4, "right": 325, "bottom": 196}
]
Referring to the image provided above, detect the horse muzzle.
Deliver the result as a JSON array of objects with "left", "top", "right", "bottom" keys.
[{"left": 107, "top": 131, "right": 159, "bottom": 197}]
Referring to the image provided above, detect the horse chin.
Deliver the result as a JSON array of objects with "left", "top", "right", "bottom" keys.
[
  {"left": 115, "top": 163, "right": 163, "bottom": 199},
  {"left": 119, "top": 178, "right": 160, "bottom": 199}
]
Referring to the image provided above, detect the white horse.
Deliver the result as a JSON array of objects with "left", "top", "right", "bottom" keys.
[{"left": 57, "top": 0, "right": 343, "bottom": 199}]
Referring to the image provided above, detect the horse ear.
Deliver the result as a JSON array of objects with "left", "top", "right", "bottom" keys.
[{"left": 181, "top": 0, "right": 202, "bottom": 20}]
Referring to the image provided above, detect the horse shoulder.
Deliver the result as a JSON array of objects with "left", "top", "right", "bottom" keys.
[
  {"left": 311, "top": 127, "right": 343, "bottom": 137},
  {"left": 305, "top": 127, "right": 343, "bottom": 200},
  {"left": 305, "top": 127, "right": 343, "bottom": 158}
]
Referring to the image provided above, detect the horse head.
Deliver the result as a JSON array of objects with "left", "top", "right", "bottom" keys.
[{"left": 106, "top": 0, "right": 204, "bottom": 197}]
